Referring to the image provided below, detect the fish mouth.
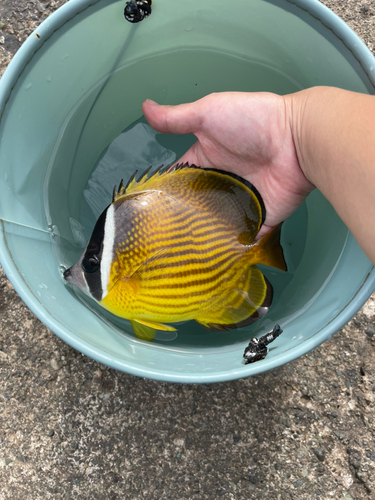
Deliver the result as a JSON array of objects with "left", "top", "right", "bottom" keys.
[
  {"left": 62, "top": 261, "right": 92, "bottom": 298},
  {"left": 63, "top": 267, "right": 72, "bottom": 282},
  {"left": 63, "top": 263, "right": 85, "bottom": 289}
]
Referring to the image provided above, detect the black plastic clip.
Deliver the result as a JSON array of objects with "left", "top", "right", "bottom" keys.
[
  {"left": 243, "top": 324, "right": 283, "bottom": 364},
  {"left": 124, "top": 0, "right": 152, "bottom": 23}
]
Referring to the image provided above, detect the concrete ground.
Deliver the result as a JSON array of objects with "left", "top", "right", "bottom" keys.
[{"left": 1, "top": 1, "right": 375, "bottom": 499}]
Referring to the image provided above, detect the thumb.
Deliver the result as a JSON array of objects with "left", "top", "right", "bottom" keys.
[{"left": 142, "top": 99, "right": 204, "bottom": 135}]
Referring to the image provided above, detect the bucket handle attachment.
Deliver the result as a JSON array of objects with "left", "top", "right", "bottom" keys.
[{"left": 124, "top": 0, "right": 152, "bottom": 23}]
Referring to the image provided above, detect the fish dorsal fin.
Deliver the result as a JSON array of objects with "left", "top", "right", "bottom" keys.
[
  {"left": 112, "top": 170, "right": 138, "bottom": 202},
  {"left": 202, "top": 168, "right": 266, "bottom": 227},
  {"left": 112, "top": 164, "right": 266, "bottom": 239},
  {"left": 112, "top": 163, "right": 200, "bottom": 202}
]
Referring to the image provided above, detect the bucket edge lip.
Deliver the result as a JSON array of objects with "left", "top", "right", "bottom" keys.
[
  {"left": 286, "top": 0, "right": 375, "bottom": 86},
  {"left": 0, "top": 0, "right": 102, "bottom": 120},
  {"left": 0, "top": 0, "right": 375, "bottom": 382}
]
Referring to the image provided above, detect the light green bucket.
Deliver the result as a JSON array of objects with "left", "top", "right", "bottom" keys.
[{"left": 0, "top": 0, "right": 374, "bottom": 382}]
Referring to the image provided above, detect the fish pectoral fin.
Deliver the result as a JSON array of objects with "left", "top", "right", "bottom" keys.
[
  {"left": 131, "top": 318, "right": 176, "bottom": 341},
  {"left": 129, "top": 248, "right": 173, "bottom": 283}
]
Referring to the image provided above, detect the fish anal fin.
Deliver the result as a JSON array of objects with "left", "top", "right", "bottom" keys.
[
  {"left": 196, "top": 320, "right": 234, "bottom": 333},
  {"left": 195, "top": 267, "right": 273, "bottom": 331},
  {"left": 195, "top": 321, "right": 213, "bottom": 332},
  {"left": 207, "top": 323, "right": 230, "bottom": 332},
  {"left": 246, "top": 224, "right": 287, "bottom": 271}
]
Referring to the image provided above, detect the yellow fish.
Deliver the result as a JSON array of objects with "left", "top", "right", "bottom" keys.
[{"left": 64, "top": 164, "right": 287, "bottom": 341}]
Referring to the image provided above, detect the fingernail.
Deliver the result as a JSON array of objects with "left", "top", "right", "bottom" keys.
[{"left": 144, "top": 99, "right": 159, "bottom": 106}]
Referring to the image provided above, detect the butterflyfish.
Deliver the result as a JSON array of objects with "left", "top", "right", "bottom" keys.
[{"left": 64, "top": 164, "right": 287, "bottom": 341}]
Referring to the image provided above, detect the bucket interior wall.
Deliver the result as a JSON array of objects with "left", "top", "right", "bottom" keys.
[{"left": 0, "top": 0, "right": 374, "bottom": 379}]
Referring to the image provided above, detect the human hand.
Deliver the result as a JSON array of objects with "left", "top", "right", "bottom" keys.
[{"left": 142, "top": 92, "right": 314, "bottom": 236}]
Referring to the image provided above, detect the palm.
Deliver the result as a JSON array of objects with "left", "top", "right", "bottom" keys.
[{"left": 143, "top": 92, "right": 314, "bottom": 234}]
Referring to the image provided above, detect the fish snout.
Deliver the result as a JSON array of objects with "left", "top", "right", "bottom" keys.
[
  {"left": 63, "top": 267, "right": 72, "bottom": 282},
  {"left": 62, "top": 260, "right": 91, "bottom": 296}
]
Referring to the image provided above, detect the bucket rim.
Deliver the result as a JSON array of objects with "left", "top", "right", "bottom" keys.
[{"left": 0, "top": 0, "right": 375, "bottom": 382}]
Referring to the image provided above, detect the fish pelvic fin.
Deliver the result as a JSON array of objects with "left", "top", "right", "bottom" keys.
[
  {"left": 135, "top": 318, "right": 177, "bottom": 332},
  {"left": 131, "top": 318, "right": 177, "bottom": 342},
  {"left": 245, "top": 224, "right": 287, "bottom": 271},
  {"left": 130, "top": 320, "right": 156, "bottom": 341}
]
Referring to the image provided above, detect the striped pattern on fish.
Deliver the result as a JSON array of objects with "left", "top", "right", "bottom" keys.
[{"left": 64, "top": 164, "right": 286, "bottom": 341}]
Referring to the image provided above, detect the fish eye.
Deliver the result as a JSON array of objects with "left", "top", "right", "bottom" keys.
[{"left": 82, "top": 255, "right": 100, "bottom": 274}]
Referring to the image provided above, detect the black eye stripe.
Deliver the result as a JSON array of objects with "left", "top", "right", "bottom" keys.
[
  {"left": 83, "top": 205, "right": 110, "bottom": 263},
  {"left": 83, "top": 204, "right": 110, "bottom": 301}
]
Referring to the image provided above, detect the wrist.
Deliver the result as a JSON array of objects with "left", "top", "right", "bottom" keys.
[{"left": 282, "top": 89, "right": 316, "bottom": 189}]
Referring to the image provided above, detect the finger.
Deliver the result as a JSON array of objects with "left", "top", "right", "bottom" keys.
[{"left": 142, "top": 99, "right": 204, "bottom": 135}]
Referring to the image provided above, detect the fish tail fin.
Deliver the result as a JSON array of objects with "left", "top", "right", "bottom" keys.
[{"left": 244, "top": 224, "right": 287, "bottom": 271}]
